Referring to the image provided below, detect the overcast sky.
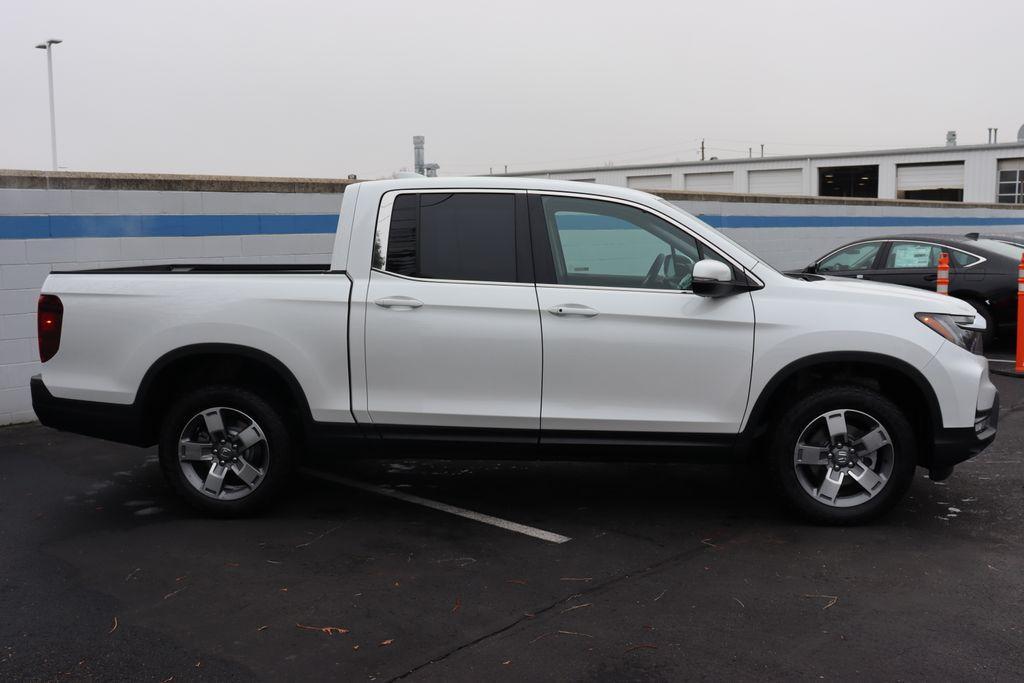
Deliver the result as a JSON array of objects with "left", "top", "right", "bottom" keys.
[{"left": 3, "top": 0, "right": 1023, "bottom": 179}]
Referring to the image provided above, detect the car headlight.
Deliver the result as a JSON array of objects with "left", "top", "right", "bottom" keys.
[{"left": 915, "top": 313, "right": 979, "bottom": 351}]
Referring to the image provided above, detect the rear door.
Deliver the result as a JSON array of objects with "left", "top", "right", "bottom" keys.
[
  {"left": 363, "top": 190, "right": 541, "bottom": 435},
  {"left": 877, "top": 241, "right": 946, "bottom": 291}
]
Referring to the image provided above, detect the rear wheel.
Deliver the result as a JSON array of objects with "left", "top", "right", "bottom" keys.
[
  {"left": 159, "top": 385, "right": 294, "bottom": 515},
  {"left": 770, "top": 385, "right": 917, "bottom": 524}
]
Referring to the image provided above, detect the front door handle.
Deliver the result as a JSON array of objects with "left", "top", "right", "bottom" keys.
[
  {"left": 923, "top": 274, "right": 938, "bottom": 282},
  {"left": 375, "top": 296, "right": 423, "bottom": 309},
  {"left": 548, "top": 304, "right": 599, "bottom": 318}
]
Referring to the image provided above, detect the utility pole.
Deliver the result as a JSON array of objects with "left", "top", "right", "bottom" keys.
[
  {"left": 700, "top": 139, "right": 705, "bottom": 161},
  {"left": 760, "top": 144, "right": 765, "bottom": 158},
  {"left": 748, "top": 147, "right": 752, "bottom": 158},
  {"left": 35, "top": 38, "right": 63, "bottom": 171}
]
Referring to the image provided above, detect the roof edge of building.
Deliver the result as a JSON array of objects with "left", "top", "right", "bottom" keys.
[
  {"left": 648, "top": 189, "right": 1024, "bottom": 211},
  {"left": 499, "top": 141, "right": 1024, "bottom": 177}
]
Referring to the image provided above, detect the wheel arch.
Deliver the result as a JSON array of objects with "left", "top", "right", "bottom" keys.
[
  {"left": 135, "top": 343, "right": 314, "bottom": 444},
  {"left": 742, "top": 352, "right": 942, "bottom": 464}
]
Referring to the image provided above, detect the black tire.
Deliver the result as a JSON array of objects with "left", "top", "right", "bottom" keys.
[
  {"left": 158, "top": 385, "right": 294, "bottom": 516},
  {"left": 769, "top": 385, "right": 917, "bottom": 525},
  {"left": 960, "top": 297, "right": 995, "bottom": 347}
]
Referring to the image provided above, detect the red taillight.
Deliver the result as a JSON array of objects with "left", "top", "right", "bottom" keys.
[{"left": 38, "top": 294, "right": 63, "bottom": 363}]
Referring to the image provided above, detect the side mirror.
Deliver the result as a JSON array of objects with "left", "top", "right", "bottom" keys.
[{"left": 692, "top": 259, "right": 739, "bottom": 297}]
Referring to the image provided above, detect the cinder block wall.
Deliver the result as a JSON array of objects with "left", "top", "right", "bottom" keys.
[{"left": 3, "top": 171, "right": 1024, "bottom": 426}]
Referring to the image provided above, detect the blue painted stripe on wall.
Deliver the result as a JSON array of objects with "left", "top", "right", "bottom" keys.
[
  {"left": 2, "top": 212, "right": 1024, "bottom": 239},
  {"left": 0, "top": 213, "right": 339, "bottom": 239}
]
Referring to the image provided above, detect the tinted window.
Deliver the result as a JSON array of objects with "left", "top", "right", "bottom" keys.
[
  {"left": 540, "top": 195, "right": 720, "bottom": 290},
  {"left": 818, "top": 242, "right": 881, "bottom": 272},
  {"left": 382, "top": 193, "right": 517, "bottom": 283},
  {"left": 883, "top": 242, "right": 983, "bottom": 269},
  {"left": 950, "top": 249, "right": 982, "bottom": 267}
]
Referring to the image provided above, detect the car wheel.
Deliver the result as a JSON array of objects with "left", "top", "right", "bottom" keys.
[
  {"left": 770, "top": 385, "right": 917, "bottom": 525},
  {"left": 960, "top": 297, "right": 995, "bottom": 347},
  {"left": 158, "top": 385, "right": 294, "bottom": 516}
]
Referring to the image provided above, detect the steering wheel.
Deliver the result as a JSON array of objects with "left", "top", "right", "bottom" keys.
[
  {"left": 641, "top": 253, "right": 667, "bottom": 288},
  {"left": 674, "top": 259, "right": 694, "bottom": 290}
]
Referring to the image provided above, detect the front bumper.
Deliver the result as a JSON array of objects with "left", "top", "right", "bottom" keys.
[
  {"left": 31, "top": 375, "right": 152, "bottom": 447},
  {"left": 929, "top": 390, "right": 999, "bottom": 471}
]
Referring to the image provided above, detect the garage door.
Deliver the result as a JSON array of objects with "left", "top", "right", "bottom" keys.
[
  {"left": 748, "top": 168, "right": 803, "bottom": 195},
  {"left": 896, "top": 163, "right": 964, "bottom": 192},
  {"left": 684, "top": 171, "right": 733, "bottom": 192},
  {"left": 626, "top": 174, "right": 672, "bottom": 190}
]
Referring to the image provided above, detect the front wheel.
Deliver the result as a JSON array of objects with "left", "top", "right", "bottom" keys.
[
  {"left": 158, "top": 385, "right": 294, "bottom": 516},
  {"left": 770, "top": 385, "right": 917, "bottom": 525}
]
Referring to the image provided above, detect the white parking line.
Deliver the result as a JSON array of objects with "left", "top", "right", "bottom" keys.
[{"left": 301, "top": 468, "right": 572, "bottom": 544}]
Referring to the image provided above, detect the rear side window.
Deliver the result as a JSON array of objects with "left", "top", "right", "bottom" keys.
[
  {"left": 950, "top": 249, "right": 982, "bottom": 268},
  {"left": 380, "top": 193, "right": 517, "bottom": 283}
]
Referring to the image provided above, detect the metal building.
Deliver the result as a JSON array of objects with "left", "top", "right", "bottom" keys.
[{"left": 502, "top": 137, "right": 1024, "bottom": 205}]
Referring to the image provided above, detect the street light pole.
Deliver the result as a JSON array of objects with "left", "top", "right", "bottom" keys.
[{"left": 35, "top": 38, "right": 62, "bottom": 171}]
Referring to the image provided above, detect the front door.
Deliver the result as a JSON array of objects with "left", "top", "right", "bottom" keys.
[
  {"left": 364, "top": 191, "right": 541, "bottom": 433},
  {"left": 529, "top": 193, "right": 755, "bottom": 435},
  {"left": 814, "top": 240, "right": 888, "bottom": 282}
]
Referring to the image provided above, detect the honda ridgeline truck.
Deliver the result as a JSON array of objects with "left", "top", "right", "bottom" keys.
[{"left": 31, "top": 178, "right": 998, "bottom": 523}]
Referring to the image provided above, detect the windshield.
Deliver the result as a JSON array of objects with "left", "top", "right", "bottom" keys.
[{"left": 654, "top": 197, "right": 775, "bottom": 271}]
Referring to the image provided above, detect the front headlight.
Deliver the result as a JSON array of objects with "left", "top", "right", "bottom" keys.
[{"left": 916, "top": 313, "right": 980, "bottom": 351}]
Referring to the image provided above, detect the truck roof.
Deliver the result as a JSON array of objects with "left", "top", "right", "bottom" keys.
[
  {"left": 355, "top": 175, "right": 661, "bottom": 203},
  {"left": 330, "top": 176, "right": 762, "bottom": 273}
]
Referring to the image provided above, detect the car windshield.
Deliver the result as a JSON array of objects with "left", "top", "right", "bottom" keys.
[
  {"left": 975, "top": 238, "right": 1024, "bottom": 260},
  {"left": 654, "top": 197, "right": 773, "bottom": 271}
]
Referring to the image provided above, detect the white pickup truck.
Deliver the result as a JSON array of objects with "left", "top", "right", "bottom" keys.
[{"left": 32, "top": 178, "right": 998, "bottom": 523}]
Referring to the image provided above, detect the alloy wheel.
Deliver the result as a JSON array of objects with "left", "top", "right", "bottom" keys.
[
  {"left": 792, "top": 409, "right": 894, "bottom": 508},
  {"left": 178, "top": 406, "right": 269, "bottom": 501}
]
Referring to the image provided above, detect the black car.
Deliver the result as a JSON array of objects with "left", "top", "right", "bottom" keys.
[{"left": 799, "top": 233, "right": 1024, "bottom": 343}]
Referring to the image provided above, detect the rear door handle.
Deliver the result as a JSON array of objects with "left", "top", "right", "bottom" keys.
[
  {"left": 548, "top": 304, "right": 599, "bottom": 318},
  {"left": 924, "top": 274, "right": 938, "bottom": 281},
  {"left": 374, "top": 296, "right": 423, "bottom": 309}
]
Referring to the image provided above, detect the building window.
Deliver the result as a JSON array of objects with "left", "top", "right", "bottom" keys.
[
  {"left": 818, "top": 165, "right": 879, "bottom": 198},
  {"left": 896, "top": 162, "right": 964, "bottom": 202},
  {"left": 997, "top": 159, "right": 1024, "bottom": 204}
]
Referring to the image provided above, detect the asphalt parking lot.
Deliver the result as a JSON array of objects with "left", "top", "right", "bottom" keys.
[{"left": 2, "top": 374, "right": 1023, "bottom": 682}]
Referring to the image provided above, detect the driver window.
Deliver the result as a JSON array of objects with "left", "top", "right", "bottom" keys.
[
  {"left": 817, "top": 242, "right": 882, "bottom": 272},
  {"left": 540, "top": 196, "right": 711, "bottom": 291}
]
